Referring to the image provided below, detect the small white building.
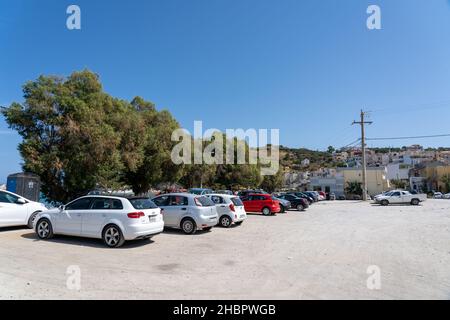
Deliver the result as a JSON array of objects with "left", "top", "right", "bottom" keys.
[
  {"left": 386, "top": 163, "right": 410, "bottom": 181},
  {"left": 301, "top": 158, "right": 310, "bottom": 167}
]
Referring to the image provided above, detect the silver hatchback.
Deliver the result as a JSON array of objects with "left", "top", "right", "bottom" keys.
[{"left": 152, "top": 193, "right": 218, "bottom": 234}]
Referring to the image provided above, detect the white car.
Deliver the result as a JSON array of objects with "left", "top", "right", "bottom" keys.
[
  {"left": 433, "top": 192, "right": 444, "bottom": 199},
  {"left": 152, "top": 193, "right": 218, "bottom": 234},
  {"left": 34, "top": 196, "right": 164, "bottom": 248},
  {"left": 206, "top": 194, "right": 247, "bottom": 228},
  {"left": 373, "top": 190, "right": 427, "bottom": 206},
  {"left": 443, "top": 193, "right": 450, "bottom": 199},
  {"left": 0, "top": 190, "right": 47, "bottom": 228}
]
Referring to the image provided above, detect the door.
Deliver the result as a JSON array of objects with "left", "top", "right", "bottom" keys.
[
  {"left": 210, "top": 195, "right": 228, "bottom": 217},
  {"left": 82, "top": 198, "right": 122, "bottom": 238},
  {"left": 153, "top": 195, "right": 177, "bottom": 227},
  {"left": 167, "top": 195, "right": 189, "bottom": 227},
  {"left": 0, "top": 191, "right": 28, "bottom": 227},
  {"left": 55, "top": 198, "right": 91, "bottom": 235},
  {"left": 390, "top": 192, "right": 402, "bottom": 203}
]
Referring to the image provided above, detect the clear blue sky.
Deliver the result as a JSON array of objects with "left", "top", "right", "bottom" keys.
[{"left": 1, "top": 0, "right": 450, "bottom": 182}]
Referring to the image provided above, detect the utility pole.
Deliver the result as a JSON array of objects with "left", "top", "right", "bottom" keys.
[{"left": 353, "top": 110, "right": 373, "bottom": 201}]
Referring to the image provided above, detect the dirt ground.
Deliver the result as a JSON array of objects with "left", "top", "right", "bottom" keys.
[{"left": 1, "top": 199, "right": 449, "bottom": 300}]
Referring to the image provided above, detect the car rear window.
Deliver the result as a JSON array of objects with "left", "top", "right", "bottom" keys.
[
  {"left": 231, "top": 197, "right": 243, "bottom": 206},
  {"left": 195, "top": 196, "right": 215, "bottom": 207},
  {"left": 129, "top": 198, "right": 158, "bottom": 209}
]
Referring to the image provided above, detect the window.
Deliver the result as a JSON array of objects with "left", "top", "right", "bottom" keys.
[
  {"left": 91, "top": 198, "right": 112, "bottom": 210},
  {"left": 153, "top": 196, "right": 170, "bottom": 207},
  {"left": 129, "top": 198, "right": 157, "bottom": 210},
  {"left": 195, "top": 196, "right": 215, "bottom": 207},
  {"left": 170, "top": 196, "right": 188, "bottom": 206},
  {"left": 392, "top": 192, "right": 401, "bottom": 197},
  {"left": 210, "top": 196, "right": 224, "bottom": 204},
  {"left": 0, "top": 191, "right": 19, "bottom": 204},
  {"left": 111, "top": 199, "right": 124, "bottom": 209},
  {"left": 66, "top": 198, "right": 92, "bottom": 210},
  {"left": 231, "top": 197, "right": 243, "bottom": 206}
]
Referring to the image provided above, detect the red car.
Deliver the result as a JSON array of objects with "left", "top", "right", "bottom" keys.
[{"left": 242, "top": 194, "right": 281, "bottom": 215}]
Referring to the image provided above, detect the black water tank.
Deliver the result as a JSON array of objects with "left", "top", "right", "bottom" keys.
[{"left": 6, "top": 173, "right": 41, "bottom": 202}]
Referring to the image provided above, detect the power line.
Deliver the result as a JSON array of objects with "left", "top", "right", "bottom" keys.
[{"left": 367, "top": 134, "right": 450, "bottom": 141}]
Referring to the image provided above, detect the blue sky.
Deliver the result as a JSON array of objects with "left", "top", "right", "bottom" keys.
[{"left": 1, "top": 0, "right": 450, "bottom": 182}]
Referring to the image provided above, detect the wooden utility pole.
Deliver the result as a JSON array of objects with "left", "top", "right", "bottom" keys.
[{"left": 353, "top": 110, "right": 373, "bottom": 201}]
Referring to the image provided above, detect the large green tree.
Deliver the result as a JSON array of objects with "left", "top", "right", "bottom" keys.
[{"left": 1, "top": 70, "right": 180, "bottom": 202}]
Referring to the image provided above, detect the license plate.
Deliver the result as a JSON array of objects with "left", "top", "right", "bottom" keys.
[{"left": 149, "top": 216, "right": 157, "bottom": 223}]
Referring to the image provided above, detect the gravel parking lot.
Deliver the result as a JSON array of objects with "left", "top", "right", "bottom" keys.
[{"left": 1, "top": 200, "right": 450, "bottom": 300}]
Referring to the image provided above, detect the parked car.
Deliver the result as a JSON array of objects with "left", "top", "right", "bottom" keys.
[
  {"left": 33, "top": 196, "right": 163, "bottom": 248},
  {"left": 237, "top": 189, "right": 266, "bottom": 199},
  {"left": 274, "top": 197, "right": 291, "bottom": 213},
  {"left": 206, "top": 194, "right": 247, "bottom": 227},
  {"left": 188, "top": 188, "right": 214, "bottom": 195},
  {"left": 328, "top": 193, "right": 336, "bottom": 201},
  {"left": 152, "top": 193, "right": 218, "bottom": 234},
  {"left": 373, "top": 190, "right": 427, "bottom": 206},
  {"left": 241, "top": 194, "right": 280, "bottom": 216},
  {"left": 286, "top": 192, "right": 314, "bottom": 204},
  {"left": 304, "top": 191, "right": 319, "bottom": 202},
  {"left": 432, "top": 192, "right": 444, "bottom": 199},
  {"left": 0, "top": 190, "right": 47, "bottom": 228},
  {"left": 215, "top": 190, "right": 234, "bottom": 195},
  {"left": 277, "top": 194, "right": 308, "bottom": 211}
]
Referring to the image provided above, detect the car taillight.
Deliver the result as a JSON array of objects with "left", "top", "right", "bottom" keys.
[
  {"left": 127, "top": 212, "right": 145, "bottom": 219},
  {"left": 229, "top": 203, "right": 235, "bottom": 212}
]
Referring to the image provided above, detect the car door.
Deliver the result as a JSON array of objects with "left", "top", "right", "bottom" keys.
[
  {"left": 82, "top": 198, "right": 121, "bottom": 238},
  {"left": 54, "top": 197, "right": 91, "bottom": 235},
  {"left": 153, "top": 195, "right": 176, "bottom": 227},
  {"left": 167, "top": 195, "right": 189, "bottom": 227},
  {"left": 0, "top": 191, "right": 28, "bottom": 227},
  {"left": 390, "top": 192, "right": 402, "bottom": 203},
  {"left": 210, "top": 195, "right": 228, "bottom": 217}
]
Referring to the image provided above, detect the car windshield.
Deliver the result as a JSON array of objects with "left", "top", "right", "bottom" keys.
[
  {"left": 195, "top": 196, "right": 215, "bottom": 207},
  {"left": 231, "top": 197, "right": 243, "bottom": 206},
  {"left": 129, "top": 198, "right": 158, "bottom": 209}
]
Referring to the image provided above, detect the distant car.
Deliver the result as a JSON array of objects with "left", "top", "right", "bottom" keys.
[
  {"left": 0, "top": 190, "right": 47, "bottom": 228},
  {"left": 277, "top": 194, "right": 308, "bottom": 211},
  {"left": 215, "top": 190, "right": 234, "bottom": 195},
  {"left": 329, "top": 193, "right": 336, "bottom": 201},
  {"left": 286, "top": 192, "right": 314, "bottom": 204},
  {"left": 373, "top": 190, "right": 427, "bottom": 206},
  {"left": 238, "top": 189, "right": 266, "bottom": 199},
  {"left": 304, "top": 191, "right": 319, "bottom": 202},
  {"left": 444, "top": 193, "right": 450, "bottom": 199},
  {"left": 274, "top": 197, "right": 291, "bottom": 213},
  {"left": 34, "top": 196, "right": 163, "bottom": 248},
  {"left": 206, "top": 194, "right": 247, "bottom": 227},
  {"left": 432, "top": 192, "right": 444, "bottom": 199},
  {"left": 188, "top": 188, "right": 214, "bottom": 195},
  {"left": 242, "top": 194, "right": 280, "bottom": 216},
  {"left": 152, "top": 193, "right": 218, "bottom": 234},
  {"left": 337, "top": 195, "right": 347, "bottom": 200}
]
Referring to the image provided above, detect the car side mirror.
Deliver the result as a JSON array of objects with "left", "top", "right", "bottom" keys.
[
  {"left": 16, "top": 198, "right": 26, "bottom": 205},
  {"left": 58, "top": 205, "right": 66, "bottom": 211}
]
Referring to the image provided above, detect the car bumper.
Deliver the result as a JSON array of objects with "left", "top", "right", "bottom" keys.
[
  {"left": 196, "top": 215, "right": 218, "bottom": 229},
  {"left": 232, "top": 213, "right": 247, "bottom": 223},
  {"left": 123, "top": 220, "right": 165, "bottom": 240}
]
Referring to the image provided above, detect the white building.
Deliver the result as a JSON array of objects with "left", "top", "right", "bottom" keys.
[{"left": 386, "top": 163, "right": 410, "bottom": 180}]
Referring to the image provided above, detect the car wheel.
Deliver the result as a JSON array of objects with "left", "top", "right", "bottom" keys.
[
  {"left": 381, "top": 200, "right": 389, "bottom": 206},
  {"left": 181, "top": 218, "right": 197, "bottom": 234},
  {"left": 219, "top": 215, "right": 232, "bottom": 228},
  {"left": 102, "top": 225, "right": 125, "bottom": 248},
  {"left": 296, "top": 204, "right": 304, "bottom": 211},
  {"left": 262, "top": 207, "right": 271, "bottom": 216},
  {"left": 279, "top": 205, "right": 286, "bottom": 213},
  {"left": 36, "top": 218, "right": 53, "bottom": 239},
  {"left": 27, "top": 211, "right": 40, "bottom": 229},
  {"left": 411, "top": 199, "right": 420, "bottom": 206}
]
